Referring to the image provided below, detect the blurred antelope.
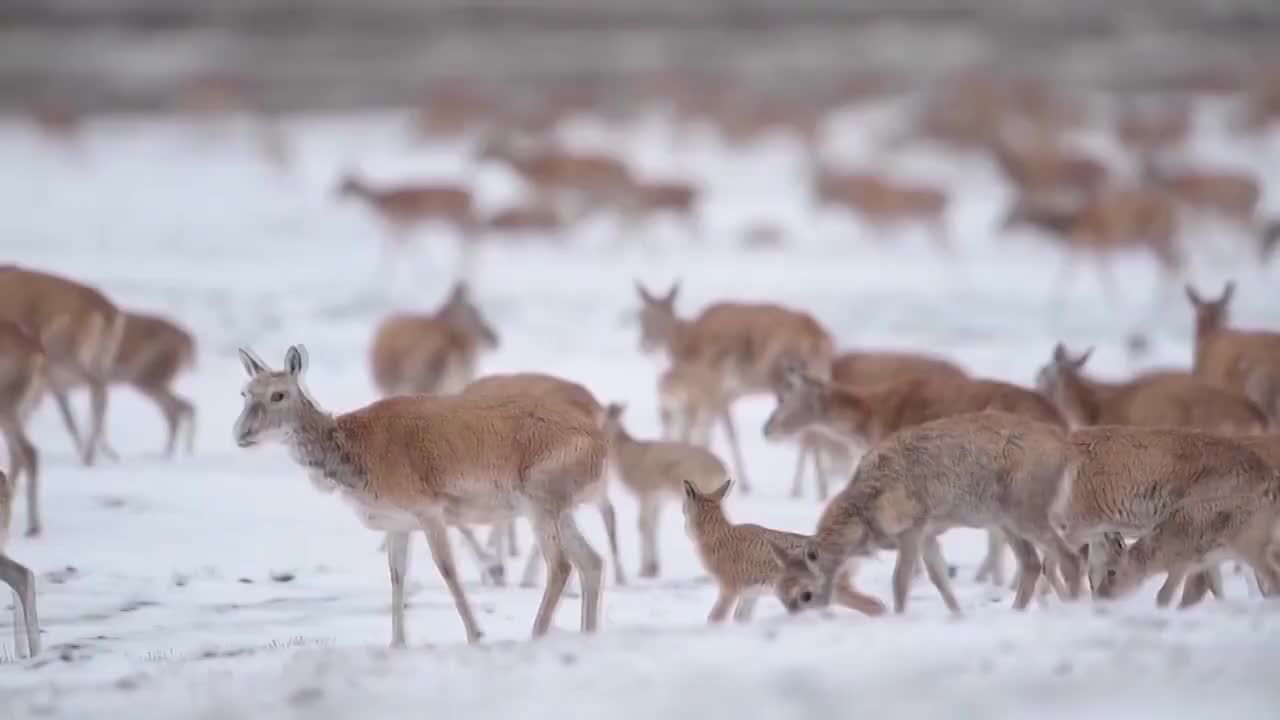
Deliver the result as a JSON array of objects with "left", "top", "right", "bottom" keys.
[
  {"left": 1187, "top": 282, "right": 1280, "bottom": 423},
  {"left": 1142, "top": 160, "right": 1260, "bottom": 232},
  {"left": 335, "top": 172, "right": 478, "bottom": 278},
  {"left": 0, "top": 322, "right": 46, "bottom": 537},
  {"left": 477, "top": 136, "right": 633, "bottom": 220},
  {"left": 683, "top": 478, "right": 884, "bottom": 622},
  {"left": 812, "top": 166, "right": 949, "bottom": 247},
  {"left": 483, "top": 202, "right": 565, "bottom": 241},
  {"left": 1002, "top": 189, "right": 1179, "bottom": 307},
  {"left": 989, "top": 132, "right": 1108, "bottom": 198},
  {"left": 0, "top": 265, "right": 123, "bottom": 466},
  {"left": 99, "top": 311, "right": 197, "bottom": 459},
  {"left": 617, "top": 179, "right": 701, "bottom": 241},
  {"left": 1114, "top": 100, "right": 1191, "bottom": 157},
  {"left": 368, "top": 283, "right": 499, "bottom": 397},
  {"left": 634, "top": 281, "right": 835, "bottom": 493},
  {"left": 234, "top": 345, "right": 608, "bottom": 646},
  {"left": 1, "top": 469, "right": 40, "bottom": 658}
]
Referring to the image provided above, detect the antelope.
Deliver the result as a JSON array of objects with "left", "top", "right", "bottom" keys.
[
  {"left": 617, "top": 179, "right": 701, "bottom": 239},
  {"left": 477, "top": 137, "right": 634, "bottom": 219},
  {"left": 1114, "top": 100, "right": 1190, "bottom": 156},
  {"left": 1142, "top": 160, "right": 1260, "bottom": 231},
  {"left": 233, "top": 345, "right": 608, "bottom": 646},
  {"left": 988, "top": 132, "right": 1108, "bottom": 198},
  {"left": 772, "top": 411, "right": 1076, "bottom": 615},
  {"left": 99, "top": 311, "right": 197, "bottom": 459},
  {"left": 1, "top": 469, "right": 40, "bottom": 658},
  {"left": 460, "top": 372, "right": 623, "bottom": 590},
  {"left": 811, "top": 166, "right": 949, "bottom": 247},
  {"left": 600, "top": 402, "right": 729, "bottom": 579},
  {"left": 1036, "top": 343, "right": 1269, "bottom": 434},
  {"left": 368, "top": 282, "right": 499, "bottom": 398},
  {"left": 483, "top": 203, "right": 565, "bottom": 239},
  {"left": 1, "top": 322, "right": 46, "bottom": 537},
  {"left": 635, "top": 281, "right": 835, "bottom": 493},
  {"left": 683, "top": 478, "right": 884, "bottom": 623},
  {"left": 335, "top": 173, "right": 478, "bottom": 278},
  {"left": 1002, "top": 189, "right": 1179, "bottom": 306},
  {"left": 1187, "top": 282, "right": 1280, "bottom": 423},
  {"left": 0, "top": 265, "right": 124, "bottom": 467},
  {"left": 762, "top": 361, "right": 1067, "bottom": 587}
]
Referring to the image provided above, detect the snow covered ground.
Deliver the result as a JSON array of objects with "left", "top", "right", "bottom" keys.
[{"left": 1, "top": 104, "right": 1279, "bottom": 718}]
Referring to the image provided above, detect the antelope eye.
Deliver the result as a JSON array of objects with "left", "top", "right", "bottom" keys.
[
  {"left": 805, "top": 548, "right": 819, "bottom": 562},
  {"left": 270, "top": 391, "right": 285, "bottom": 403},
  {"left": 799, "top": 591, "right": 813, "bottom": 604},
  {"left": 1106, "top": 569, "right": 1117, "bottom": 579}
]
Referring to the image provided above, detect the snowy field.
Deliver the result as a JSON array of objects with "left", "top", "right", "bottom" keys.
[{"left": 2, "top": 103, "right": 1280, "bottom": 718}]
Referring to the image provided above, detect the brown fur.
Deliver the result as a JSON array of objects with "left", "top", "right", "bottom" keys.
[
  {"left": 618, "top": 179, "right": 700, "bottom": 236},
  {"left": 0, "top": 265, "right": 123, "bottom": 466},
  {"left": 1004, "top": 189, "right": 1180, "bottom": 274},
  {"left": 774, "top": 411, "right": 1073, "bottom": 615},
  {"left": 830, "top": 350, "right": 967, "bottom": 389},
  {"left": 234, "top": 345, "right": 608, "bottom": 646},
  {"left": 103, "top": 311, "right": 198, "bottom": 458},
  {"left": 483, "top": 203, "right": 564, "bottom": 237},
  {"left": 812, "top": 167, "right": 949, "bottom": 246},
  {"left": 989, "top": 133, "right": 1108, "bottom": 197},
  {"left": 681, "top": 479, "right": 884, "bottom": 622},
  {"left": 1114, "top": 102, "right": 1190, "bottom": 155},
  {"left": 336, "top": 173, "right": 476, "bottom": 239},
  {"left": 0, "top": 322, "right": 46, "bottom": 536},
  {"left": 1144, "top": 161, "right": 1260, "bottom": 225},
  {"left": 478, "top": 137, "right": 634, "bottom": 210},
  {"left": 0, "top": 469, "right": 41, "bottom": 657},
  {"left": 369, "top": 283, "right": 499, "bottom": 397},
  {"left": 1038, "top": 343, "right": 1269, "bottom": 433},
  {"left": 1187, "top": 282, "right": 1280, "bottom": 423}
]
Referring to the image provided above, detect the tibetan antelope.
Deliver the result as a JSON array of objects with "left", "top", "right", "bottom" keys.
[
  {"left": 617, "top": 179, "right": 701, "bottom": 240},
  {"left": 1, "top": 469, "right": 40, "bottom": 658},
  {"left": 477, "top": 137, "right": 633, "bottom": 220},
  {"left": 988, "top": 132, "right": 1108, "bottom": 198},
  {"left": 0, "top": 265, "right": 123, "bottom": 466},
  {"left": 1142, "top": 160, "right": 1261, "bottom": 232},
  {"left": 811, "top": 166, "right": 949, "bottom": 247},
  {"left": 368, "top": 282, "right": 499, "bottom": 397},
  {"left": 1187, "top": 282, "right": 1280, "bottom": 424},
  {"left": 483, "top": 203, "right": 565, "bottom": 240},
  {"left": 634, "top": 281, "right": 835, "bottom": 493},
  {"left": 1114, "top": 100, "right": 1191, "bottom": 156},
  {"left": 233, "top": 345, "right": 608, "bottom": 646},
  {"left": 682, "top": 478, "right": 884, "bottom": 623},
  {"left": 0, "top": 322, "right": 46, "bottom": 537},
  {"left": 100, "top": 311, "right": 197, "bottom": 459},
  {"left": 600, "top": 402, "right": 728, "bottom": 580},
  {"left": 772, "top": 411, "right": 1075, "bottom": 615}
]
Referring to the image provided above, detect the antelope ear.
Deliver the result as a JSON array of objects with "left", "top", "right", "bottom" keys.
[
  {"left": 238, "top": 347, "right": 270, "bottom": 378},
  {"left": 665, "top": 280, "right": 681, "bottom": 304},
  {"left": 450, "top": 282, "right": 470, "bottom": 302},
  {"left": 284, "top": 344, "right": 308, "bottom": 377},
  {"left": 682, "top": 480, "right": 699, "bottom": 502},
  {"left": 1075, "top": 346, "right": 1094, "bottom": 369},
  {"left": 710, "top": 478, "right": 732, "bottom": 501},
  {"left": 1185, "top": 284, "right": 1202, "bottom": 305},
  {"left": 635, "top": 280, "right": 655, "bottom": 304},
  {"left": 1052, "top": 342, "right": 1069, "bottom": 364},
  {"left": 1220, "top": 281, "right": 1235, "bottom": 304}
]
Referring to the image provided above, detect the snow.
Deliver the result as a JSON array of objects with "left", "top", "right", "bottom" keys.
[{"left": 2, "top": 104, "right": 1279, "bottom": 718}]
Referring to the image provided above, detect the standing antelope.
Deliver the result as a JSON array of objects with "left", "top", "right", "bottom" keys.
[
  {"left": 616, "top": 179, "right": 701, "bottom": 241},
  {"left": 1142, "top": 160, "right": 1261, "bottom": 233},
  {"left": 369, "top": 282, "right": 499, "bottom": 397},
  {"left": 811, "top": 166, "right": 950, "bottom": 248},
  {"left": 477, "top": 137, "right": 634, "bottom": 221},
  {"left": 0, "top": 265, "right": 123, "bottom": 466},
  {"left": 100, "top": 311, "right": 197, "bottom": 459},
  {"left": 0, "top": 322, "right": 46, "bottom": 537},
  {"left": 682, "top": 478, "right": 884, "bottom": 623},
  {"left": 634, "top": 281, "right": 835, "bottom": 493},
  {"left": 233, "top": 345, "right": 608, "bottom": 646},
  {"left": 1, "top": 469, "right": 40, "bottom": 658},
  {"left": 988, "top": 132, "right": 1108, "bottom": 199},
  {"left": 1187, "top": 282, "right": 1280, "bottom": 424}
]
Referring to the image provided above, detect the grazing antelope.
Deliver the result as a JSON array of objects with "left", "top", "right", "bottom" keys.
[
  {"left": 811, "top": 166, "right": 949, "bottom": 247},
  {"left": 1, "top": 469, "right": 40, "bottom": 658},
  {"left": 477, "top": 137, "right": 633, "bottom": 220},
  {"left": 762, "top": 361, "right": 1067, "bottom": 587},
  {"left": 772, "top": 411, "right": 1075, "bottom": 615},
  {"left": 460, "top": 372, "right": 623, "bottom": 589},
  {"left": 617, "top": 179, "right": 701, "bottom": 240},
  {"left": 0, "top": 322, "right": 45, "bottom": 537},
  {"left": 683, "top": 478, "right": 884, "bottom": 622},
  {"left": 368, "top": 283, "right": 499, "bottom": 398},
  {"left": 234, "top": 345, "right": 608, "bottom": 646},
  {"left": 99, "top": 311, "right": 197, "bottom": 459},
  {"left": 635, "top": 281, "right": 835, "bottom": 493},
  {"left": 1036, "top": 343, "right": 1268, "bottom": 434},
  {"left": 0, "top": 265, "right": 124, "bottom": 466},
  {"left": 1002, "top": 189, "right": 1179, "bottom": 307},
  {"left": 1187, "top": 282, "right": 1280, "bottom": 423},
  {"left": 335, "top": 173, "right": 478, "bottom": 278},
  {"left": 601, "top": 402, "right": 729, "bottom": 579},
  {"left": 1142, "top": 160, "right": 1261, "bottom": 231}
]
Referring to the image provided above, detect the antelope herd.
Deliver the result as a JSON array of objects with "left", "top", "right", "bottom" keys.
[{"left": 5, "top": 64, "right": 1280, "bottom": 659}]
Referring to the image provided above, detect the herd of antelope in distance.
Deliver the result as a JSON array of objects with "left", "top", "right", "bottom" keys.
[{"left": 5, "top": 62, "right": 1280, "bottom": 659}]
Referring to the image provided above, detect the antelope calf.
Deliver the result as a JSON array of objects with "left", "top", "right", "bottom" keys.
[
  {"left": 773, "top": 411, "right": 1074, "bottom": 615},
  {"left": 811, "top": 167, "right": 949, "bottom": 247},
  {"left": 0, "top": 265, "right": 123, "bottom": 466},
  {"left": 234, "top": 345, "right": 608, "bottom": 646},
  {"left": 0, "top": 322, "right": 45, "bottom": 536},
  {"left": 682, "top": 478, "right": 884, "bottom": 622},
  {"left": 1037, "top": 343, "right": 1268, "bottom": 433},
  {"left": 635, "top": 281, "right": 834, "bottom": 493},
  {"left": 1, "top": 469, "right": 41, "bottom": 658},
  {"left": 1187, "top": 282, "right": 1280, "bottom": 423},
  {"left": 101, "top": 311, "right": 197, "bottom": 458},
  {"left": 601, "top": 402, "right": 729, "bottom": 579},
  {"left": 369, "top": 283, "right": 499, "bottom": 397}
]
